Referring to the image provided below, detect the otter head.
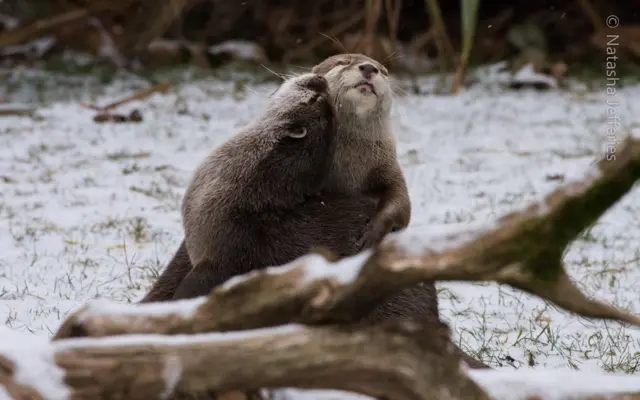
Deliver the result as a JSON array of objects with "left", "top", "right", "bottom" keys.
[
  {"left": 264, "top": 73, "right": 335, "bottom": 141},
  {"left": 311, "top": 53, "right": 392, "bottom": 119}
]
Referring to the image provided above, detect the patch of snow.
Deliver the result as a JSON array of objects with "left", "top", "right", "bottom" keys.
[
  {"left": 0, "top": 37, "right": 56, "bottom": 58},
  {"left": 0, "top": 326, "right": 69, "bottom": 400},
  {"left": 220, "top": 257, "right": 303, "bottom": 290},
  {"left": 387, "top": 220, "right": 491, "bottom": 258},
  {"left": 54, "top": 324, "right": 305, "bottom": 350},
  {"left": 301, "top": 251, "right": 370, "bottom": 285},
  {"left": 512, "top": 63, "right": 558, "bottom": 89},
  {"left": 208, "top": 40, "right": 267, "bottom": 63},
  {"left": 470, "top": 368, "right": 640, "bottom": 400},
  {"left": 222, "top": 250, "right": 367, "bottom": 291},
  {"left": 161, "top": 355, "right": 182, "bottom": 400},
  {"left": 77, "top": 297, "right": 206, "bottom": 321},
  {"left": 271, "top": 389, "right": 373, "bottom": 400},
  {"left": 262, "top": 368, "right": 640, "bottom": 400},
  {"left": 223, "top": 250, "right": 371, "bottom": 292},
  {"left": 472, "top": 61, "right": 512, "bottom": 85}
]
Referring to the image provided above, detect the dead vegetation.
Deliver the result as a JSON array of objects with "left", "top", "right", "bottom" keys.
[
  {"left": 0, "top": 1, "right": 638, "bottom": 77},
  {"left": 0, "top": 132, "right": 638, "bottom": 399}
]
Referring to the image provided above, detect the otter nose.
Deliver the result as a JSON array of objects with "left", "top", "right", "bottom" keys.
[
  {"left": 302, "top": 75, "right": 328, "bottom": 93},
  {"left": 359, "top": 63, "right": 379, "bottom": 79}
]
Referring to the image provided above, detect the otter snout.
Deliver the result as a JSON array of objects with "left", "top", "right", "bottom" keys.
[
  {"left": 299, "top": 74, "right": 329, "bottom": 93},
  {"left": 359, "top": 63, "right": 379, "bottom": 80}
]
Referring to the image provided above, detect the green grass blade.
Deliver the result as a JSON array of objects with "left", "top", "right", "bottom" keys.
[{"left": 460, "top": 0, "right": 480, "bottom": 65}]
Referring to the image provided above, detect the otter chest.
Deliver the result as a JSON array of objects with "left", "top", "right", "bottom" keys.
[{"left": 325, "top": 139, "right": 382, "bottom": 194}]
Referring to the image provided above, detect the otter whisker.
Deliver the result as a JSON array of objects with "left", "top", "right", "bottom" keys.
[
  {"left": 388, "top": 53, "right": 406, "bottom": 62},
  {"left": 382, "top": 53, "right": 406, "bottom": 67},
  {"left": 381, "top": 52, "right": 397, "bottom": 64},
  {"left": 260, "top": 64, "right": 288, "bottom": 81},
  {"left": 283, "top": 71, "right": 302, "bottom": 79},
  {"left": 319, "top": 32, "right": 349, "bottom": 53},
  {"left": 286, "top": 64, "right": 313, "bottom": 72},
  {"left": 247, "top": 86, "right": 278, "bottom": 97},
  {"left": 389, "top": 82, "right": 408, "bottom": 96}
]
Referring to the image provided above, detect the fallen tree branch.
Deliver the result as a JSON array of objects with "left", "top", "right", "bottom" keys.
[
  {"left": 5, "top": 327, "right": 640, "bottom": 400},
  {"left": 0, "top": 355, "right": 46, "bottom": 400},
  {"left": 9, "top": 323, "right": 489, "bottom": 400},
  {"left": 0, "top": 9, "right": 88, "bottom": 48},
  {"left": 55, "top": 133, "right": 640, "bottom": 341},
  {"left": 80, "top": 81, "right": 171, "bottom": 112}
]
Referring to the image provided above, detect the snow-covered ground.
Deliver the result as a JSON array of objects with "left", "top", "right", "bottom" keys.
[{"left": 1, "top": 64, "right": 639, "bottom": 398}]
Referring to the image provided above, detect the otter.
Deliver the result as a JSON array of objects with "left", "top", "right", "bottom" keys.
[
  {"left": 161, "top": 73, "right": 377, "bottom": 300},
  {"left": 139, "top": 56, "right": 489, "bottom": 369},
  {"left": 310, "top": 53, "right": 411, "bottom": 249},
  {"left": 140, "top": 54, "right": 411, "bottom": 302},
  {"left": 309, "top": 54, "right": 488, "bottom": 369}
]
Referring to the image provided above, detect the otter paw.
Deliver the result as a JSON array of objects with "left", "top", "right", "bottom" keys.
[{"left": 357, "top": 218, "right": 392, "bottom": 251}]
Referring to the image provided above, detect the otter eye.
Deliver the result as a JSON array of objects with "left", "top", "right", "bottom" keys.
[
  {"left": 335, "top": 59, "right": 349, "bottom": 66},
  {"left": 287, "top": 127, "right": 307, "bottom": 139}
]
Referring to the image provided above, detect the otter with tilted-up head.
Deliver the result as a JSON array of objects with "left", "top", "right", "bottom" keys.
[
  {"left": 310, "top": 53, "right": 488, "bottom": 368},
  {"left": 311, "top": 53, "right": 411, "bottom": 249}
]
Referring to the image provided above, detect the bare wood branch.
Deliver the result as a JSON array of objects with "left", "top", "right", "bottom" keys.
[
  {"left": 0, "top": 355, "right": 46, "bottom": 400},
  {"left": 12, "top": 323, "right": 489, "bottom": 400},
  {"left": 0, "top": 2, "right": 121, "bottom": 49},
  {"left": 80, "top": 81, "right": 171, "bottom": 112},
  {"left": 0, "top": 9, "right": 88, "bottom": 48},
  {"left": 54, "top": 134, "right": 640, "bottom": 343},
  {"left": 5, "top": 332, "right": 640, "bottom": 400}
]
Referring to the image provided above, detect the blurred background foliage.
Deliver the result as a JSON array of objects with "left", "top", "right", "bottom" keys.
[{"left": 0, "top": 0, "right": 639, "bottom": 81}]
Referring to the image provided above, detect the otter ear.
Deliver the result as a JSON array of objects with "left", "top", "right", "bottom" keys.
[{"left": 287, "top": 126, "right": 308, "bottom": 139}]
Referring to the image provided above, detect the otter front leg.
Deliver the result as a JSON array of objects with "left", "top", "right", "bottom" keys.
[
  {"left": 358, "top": 162, "right": 411, "bottom": 250},
  {"left": 140, "top": 240, "right": 193, "bottom": 303},
  {"left": 172, "top": 259, "right": 219, "bottom": 300}
]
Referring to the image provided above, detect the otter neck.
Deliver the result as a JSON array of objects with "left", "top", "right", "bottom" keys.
[
  {"left": 325, "top": 106, "right": 394, "bottom": 194},
  {"left": 335, "top": 106, "right": 390, "bottom": 142}
]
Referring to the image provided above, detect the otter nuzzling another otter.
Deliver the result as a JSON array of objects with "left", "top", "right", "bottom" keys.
[
  {"left": 146, "top": 73, "right": 377, "bottom": 300},
  {"left": 140, "top": 54, "right": 489, "bottom": 369}
]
